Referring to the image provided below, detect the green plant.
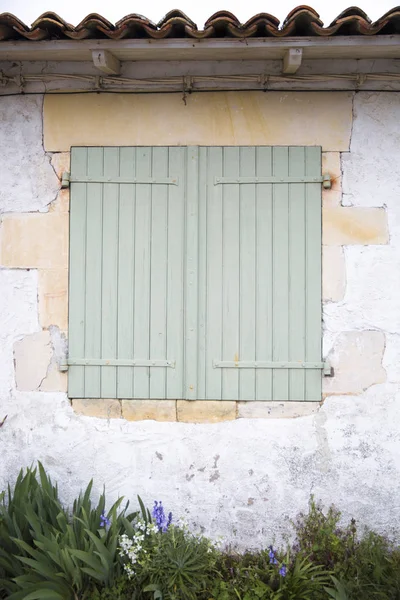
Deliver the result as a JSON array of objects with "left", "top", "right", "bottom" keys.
[
  {"left": 0, "top": 463, "right": 65, "bottom": 596},
  {"left": 345, "top": 531, "right": 400, "bottom": 600},
  {"left": 140, "top": 526, "right": 217, "bottom": 600},
  {"left": 275, "top": 553, "right": 331, "bottom": 599},
  {"left": 325, "top": 576, "right": 350, "bottom": 600},
  {"left": 212, "top": 550, "right": 278, "bottom": 600},
  {"left": 0, "top": 463, "right": 138, "bottom": 600},
  {"left": 292, "top": 496, "right": 357, "bottom": 579}
]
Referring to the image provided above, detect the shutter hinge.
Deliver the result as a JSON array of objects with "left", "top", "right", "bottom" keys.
[
  {"left": 322, "top": 173, "right": 332, "bottom": 189},
  {"left": 323, "top": 361, "right": 333, "bottom": 377},
  {"left": 59, "top": 359, "right": 68, "bottom": 372},
  {"left": 61, "top": 172, "right": 70, "bottom": 189}
]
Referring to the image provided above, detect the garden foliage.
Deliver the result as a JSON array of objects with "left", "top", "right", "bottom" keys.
[{"left": 0, "top": 466, "right": 400, "bottom": 599}]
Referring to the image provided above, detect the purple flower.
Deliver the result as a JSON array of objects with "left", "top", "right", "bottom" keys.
[
  {"left": 100, "top": 510, "right": 111, "bottom": 528},
  {"left": 268, "top": 545, "right": 278, "bottom": 565},
  {"left": 152, "top": 501, "right": 172, "bottom": 532},
  {"left": 279, "top": 564, "right": 287, "bottom": 577}
]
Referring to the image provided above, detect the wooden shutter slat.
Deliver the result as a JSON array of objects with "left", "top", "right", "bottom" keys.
[
  {"left": 84, "top": 148, "right": 103, "bottom": 398},
  {"left": 305, "top": 147, "right": 322, "bottom": 401},
  {"left": 150, "top": 147, "right": 169, "bottom": 399},
  {"left": 203, "top": 147, "right": 223, "bottom": 400},
  {"left": 197, "top": 147, "right": 207, "bottom": 400},
  {"left": 239, "top": 146, "right": 257, "bottom": 401},
  {"left": 166, "top": 148, "right": 185, "bottom": 399},
  {"left": 221, "top": 147, "right": 240, "bottom": 401},
  {"left": 272, "top": 146, "right": 290, "bottom": 401},
  {"left": 255, "top": 147, "right": 273, "bottom": 400},
  {"left": 100, "top": 148, "right": 119, "bottom": 398},
  {"left": 288, "top": 146, "right": 307, "bottom": 401},
  {"left": 117, "top": 147, "right": 136, "bottom": 398},
  {"left": 68, "top": 147, "right": 87, "bottom": 398},
  {"left": 184, "top": 147, "right": 200, "bottom": 399},
  {"left": 133, "top": 148, "right": 152, "bottom": 398}
]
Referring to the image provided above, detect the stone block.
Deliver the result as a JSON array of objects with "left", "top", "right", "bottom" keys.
[
  {"left": 44, "top": 92, "right": 353, "bottom": 152},
  {"left": 40, "top": 364, "right": 67, "bottom": 392},
  {"left": 324, "top": 330, "right": 386, "bottom": 396},
  {"left": 14, "top": 331, "right": 52, "bottom": 391},
  {"left": 122, "top": 400, "right": 176, "bottom": 422},
  {"left": 323, "top": 207, "right": 388, "bottom": 245},
  {"left": 51, "top": 152, "right": 70, "bottom": 179},
  {"left": 38, "top": 269, "right": 68, "bottom": 330},
  {"left": 72, "top": 399, "right": 121, "bottom": 419},
  {"left": 323, "top": 246, "right": 346, "bottom": 302},
  {"left": 238, "top": 401, "right": 320, "bottom": 419},
  {"left": 0, "top": 213, "right": 68, "bottom": 269},
  {"left": 177, "top": 400, "right": 236, "bottom": 423},
  {"left": 322, "top": 152, "right": 341, "bottom": 207},
  {"left": 49, "top": 189, "right": 69, "bottom": 213}
]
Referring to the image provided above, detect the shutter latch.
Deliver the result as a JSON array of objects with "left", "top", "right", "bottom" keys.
[{"left": 61, "top": 172, "right": 70, "bottom": 189}]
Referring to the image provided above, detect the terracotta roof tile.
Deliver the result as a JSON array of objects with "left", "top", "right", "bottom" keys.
[{"left": 1, "top": 6, "right": 400, "bottom": 41}]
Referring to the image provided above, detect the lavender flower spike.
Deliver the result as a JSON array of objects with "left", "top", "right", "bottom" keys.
[
  {"left": 152, "top": 500, "right": 173, "bottom": 532},
  {"left": 100, "top": 510, "right": 111, "bottom": 528},
  {"left": 279, "top": 564, "right": 287, "bottom": 577},
  {"left": 268, "top": 545, "right": 278, "bottom": 565}
]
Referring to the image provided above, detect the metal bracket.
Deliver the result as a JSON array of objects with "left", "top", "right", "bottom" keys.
[{"left": 61, "top": 172, "right": 70, "bottom": 189}]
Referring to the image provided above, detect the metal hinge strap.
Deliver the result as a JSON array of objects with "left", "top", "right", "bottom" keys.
[
  {"left": 214, "top": 176, "right": 325, "bottom": 185},
  {"left": 213, "top": 360, "right": 332, "bottom": 375},
  {"left": 68, "top": 175, "right": 178, "bottom": 185},
  {"left": 60, "top": 358, "right": 175, "bottom": 371}
]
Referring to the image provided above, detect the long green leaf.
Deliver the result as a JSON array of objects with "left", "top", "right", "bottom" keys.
[
  {"left": 70, "top": 549, "right": 103, "bottom": 572},
  {"left": 23, "top": 589, "right": 65, "bottom": 600}
]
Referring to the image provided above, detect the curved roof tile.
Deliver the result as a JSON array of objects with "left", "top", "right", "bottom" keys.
[{"left": 1, "top": 6, "right": 400, "bottom": 41}]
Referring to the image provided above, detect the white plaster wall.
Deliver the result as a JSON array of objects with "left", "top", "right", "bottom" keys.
[
  {"left": 0, "top": 96, "right": 59, "bottom": 213},
  {"left": 1, "top": 92, "right": 400, "bottom": 548}
]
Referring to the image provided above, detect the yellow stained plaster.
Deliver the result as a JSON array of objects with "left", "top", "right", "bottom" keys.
[{"left": 44, "top": 92, "right": 353, "bottom": 151}]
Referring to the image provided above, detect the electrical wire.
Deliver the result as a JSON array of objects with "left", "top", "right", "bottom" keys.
[{"left": 1, "top": 71, "right": 400, "bottom": 94}]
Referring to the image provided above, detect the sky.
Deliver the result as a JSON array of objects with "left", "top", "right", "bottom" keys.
[{"left": 0, "top": 0, "right": 397, "bottom": 28}]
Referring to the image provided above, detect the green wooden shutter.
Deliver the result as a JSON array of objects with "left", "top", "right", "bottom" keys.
[
  {"left": 68, "top": 147, "right": 186, "bottom": 399},
  {"left": 68, "top": 146, "right": 322, "bottom": 401},
  {"left": 196, "top": 146, "right": 322, "bottom": 401}
]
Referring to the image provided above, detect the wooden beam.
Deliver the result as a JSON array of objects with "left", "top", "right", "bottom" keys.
[
  {"left": 1, "top": 35, "right": 400, "bottom": 62},
  {"left": 283, "top": 48, "right": 303, "bottom": 74},
  {"left": 92, "top": 49, "right": 120, "bottom": 75}
]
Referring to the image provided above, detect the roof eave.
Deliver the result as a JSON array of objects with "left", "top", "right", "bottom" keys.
[{"left": 1, "top": 35, "right": 400, "bottom": 62}]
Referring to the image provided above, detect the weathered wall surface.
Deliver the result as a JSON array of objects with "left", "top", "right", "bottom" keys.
[{"left": 0, "top": 91, "right": 399, "bottom": 548}]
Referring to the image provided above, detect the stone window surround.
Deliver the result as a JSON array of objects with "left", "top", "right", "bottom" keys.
[{"left": 0, "top": 91, "right": 389, "bottom": 423}]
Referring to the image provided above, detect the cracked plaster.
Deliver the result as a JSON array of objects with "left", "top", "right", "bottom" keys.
[{"left": 0, "top": 96, "right": 59, "bottom": 213}]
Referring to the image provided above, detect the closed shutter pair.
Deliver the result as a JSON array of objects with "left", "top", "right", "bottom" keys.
[{"left": 68, "top": 146, "right": 322, "bottom": 401}]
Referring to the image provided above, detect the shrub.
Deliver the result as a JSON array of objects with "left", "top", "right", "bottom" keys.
[{"left": 292, "top": 496, "right": 400, "bottom": 600}]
